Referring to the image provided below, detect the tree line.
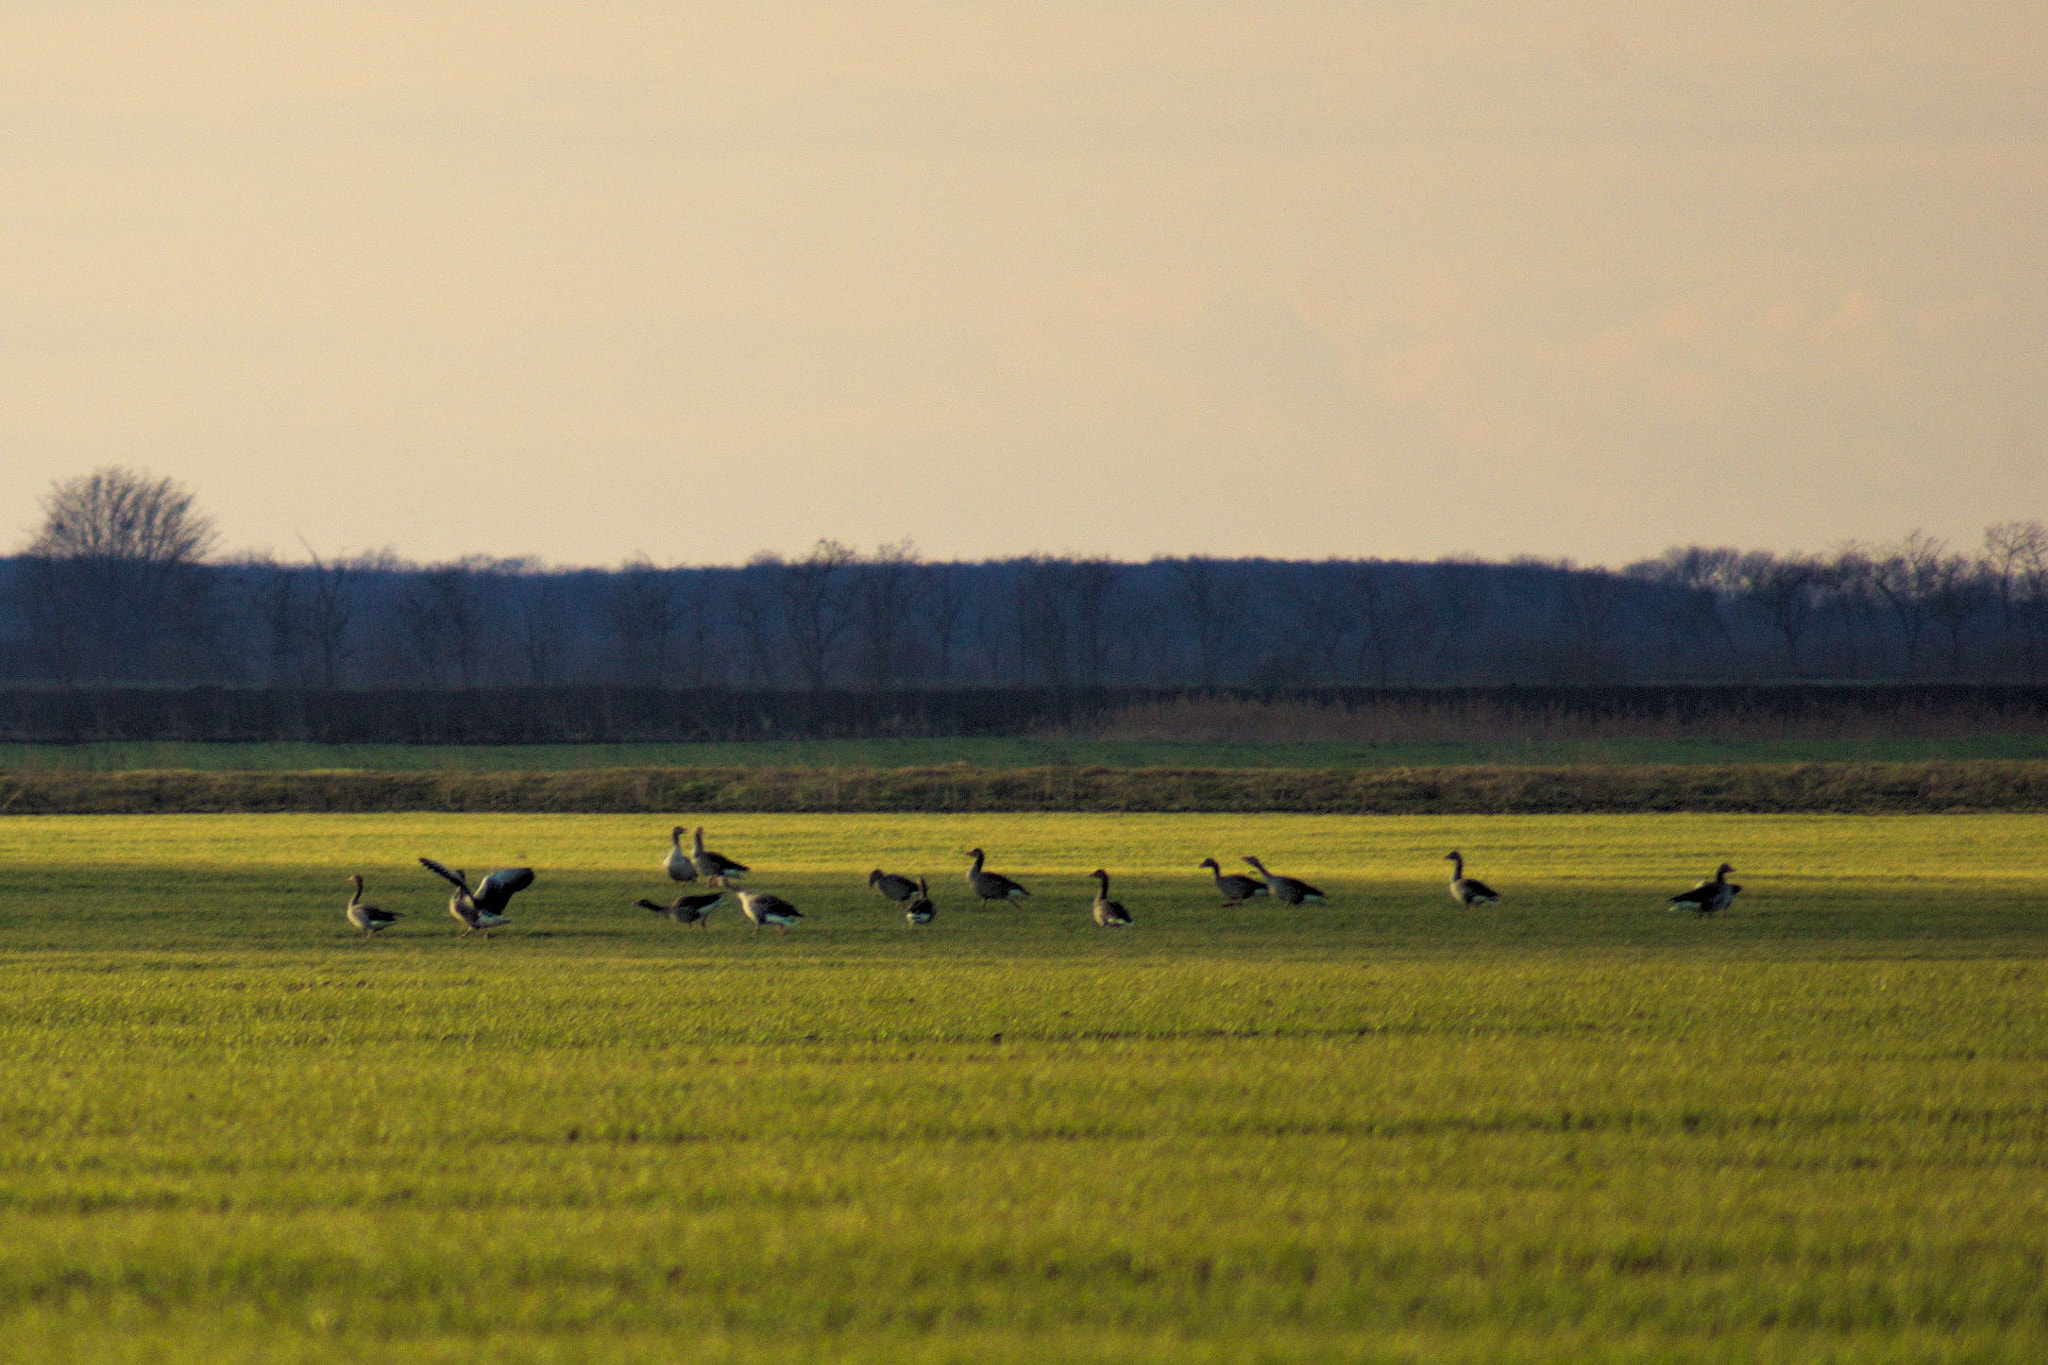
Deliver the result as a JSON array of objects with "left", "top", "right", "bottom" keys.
[{"left": 4, "top": 467, "right": 2046, "bottom": 688}]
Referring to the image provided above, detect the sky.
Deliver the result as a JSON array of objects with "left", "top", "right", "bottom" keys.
[{"left": 2, "top": 2, "right": 2044, "bottom": 569}]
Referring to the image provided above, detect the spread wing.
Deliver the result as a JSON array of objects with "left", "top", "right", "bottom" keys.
[
  {"left": 476, "top": 867, "right": 536, "bottom": 911},
  {"left": 418, "top": 858, "right": 468, "bottom": 890}
]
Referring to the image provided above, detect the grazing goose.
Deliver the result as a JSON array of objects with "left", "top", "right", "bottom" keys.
[
  {"left": 418, "top": 858, "right": 535, "bottom": 938},
  {"left": 344, "top": 875, "right": 402, "bottom": 937},
  {"left": 637, "top": 891, "right": 724, "bottom": 927},
  {"left": 692, "top": 827, "right": 749, "bottom": 887},
  {"left": 1241, "top": 856, "right": 1325, "bottom": 906},
  {"left": 663, "top": 827, "right": 699, "bottom": 885},
  {"left": 1445, "top": 851, "right": 1502, "bottom": 906},
  {"left": 1669, "top": 863, "right": 1741, "bottom": 916},
  {"left": 1088, "top": 869, "right": 1133, "bottom": 927},
  {"left": 904, "top": 877, "right": 937, "bottom": 926},
  {"left": 966, "top": 848, "right": 1030, "bottom": 904},
  {"left": 868, "top": 869, "right": 919, "bottom": 905},
  {"left": 734, "top": 889, "right": 803, "bottom": 934},
  {"left": 1198, "top": 857, "right": 1269, "bottom": 905}
]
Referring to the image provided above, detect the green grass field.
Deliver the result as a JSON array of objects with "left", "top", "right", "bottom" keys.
[
  {"left": 8, "top": 734, "right": 2048, "bottom": 772},
  {"left": 0, "top": 812, "right": 2043, "bottom": 1362}
]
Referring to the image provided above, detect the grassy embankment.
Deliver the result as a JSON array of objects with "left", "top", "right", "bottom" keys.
[{"left": 0, "top": 811, "right": 2042, "bottom": 1362}]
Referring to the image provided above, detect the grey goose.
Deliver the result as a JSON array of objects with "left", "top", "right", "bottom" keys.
[
  {"left": 419, "top": 858, "right": 534, "bottom": 938},
  {"left": 1445, "top": 851, "right": 1502, "bottom": 906},
  {"left": 966, "top": 848, "right": 1030, "bottom": 903},
  {"left": 1669, "top": 863, "right": 1741, "bottom": 916},
  {"left": 1198, "top": 857, "right": 1269, "bottom": 905},
  {"left": 663, "top": 827, "right": 699, "bottom": 885},
  {"left": 637, "top": 891, "right": 724, "bottom": 927},
  {"left": 1241, "top": 856, "right": 1324, "bottom": 906},
  {"left": 868, "top": 869, "right": 919, "bottom": 905},
  {"left": 692, "top": 827, "right": 749, "bottom": 887},
  {"left": 1088, "top": 869, "right": 1133, "bottom": 927},
  {"left": 735, "top": 889, "right": 803, "bottom": 934},
  {"left": 904, "top": 877, "right": 937, "bottom": 926},
  {"left": 344, "top": 875, "right": 402, "bottom": 936}
]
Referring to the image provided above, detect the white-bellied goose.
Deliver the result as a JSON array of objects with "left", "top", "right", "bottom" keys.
[
  {"left": 1089, "top": 869, "right": 1133, "bottom": 927},
  {"left": 637, "top": 891, "right": 724, "bottom": 927},
  {"left": 692, "top": 827, "right": 749, "bottom": 887},
  {"left": 1445, "top": 851, "right": 1502, "bottom": 906},
  {"left": 345, "top": 875, "right": 401, "bottom": 936},
  {"left": 1669, "top": 863, "right": 1741, "bottom": 916},
  {"left": 1198, "top": 857, "right": 1269, "bottom": 905},
  {"left": 904, "top": 876, "right": 936, "bottom": 926},
  {"left": 419, "top": 858, "right": 534, "bottom": 938},
  {"left": 868, "top": 869, "right": 919, "bottom": 905},
  {"left": 966, "top": 848, "right": 1030, "bottom": 903},
  {"left": 735, "top": 889, "right": 803, "bottom": 934},
  {"left": 664, "top": 827, "right": 699, "bottom": 885},
  {"left": 1241, "top": 856, "right": 1325, "bottom": 906}
]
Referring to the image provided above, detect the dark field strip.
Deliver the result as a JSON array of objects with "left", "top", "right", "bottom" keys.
[{"left": 8, "top": 759, "right": 2048, "bottom": 815}]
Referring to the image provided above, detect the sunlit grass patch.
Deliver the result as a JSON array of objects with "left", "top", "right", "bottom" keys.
[{"left": 0, "top": 812, "right": 2042, "bottom": 1361}]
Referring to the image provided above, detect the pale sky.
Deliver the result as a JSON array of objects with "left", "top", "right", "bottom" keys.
[{"left": 3, "top": 2, "right": 2043, "bottom": 568}]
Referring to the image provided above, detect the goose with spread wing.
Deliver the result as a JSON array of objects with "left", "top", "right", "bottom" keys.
[{"left": 419, "top": 858, "right": 534, "bottom": 938}]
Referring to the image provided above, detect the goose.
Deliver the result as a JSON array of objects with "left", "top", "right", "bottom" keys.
[
  {"left": 344, "top": 875, "right": 402, "bottom": 937},
  {"left": 1089, "top": 869, "right": 1133, "bottom": 927},
  {"left": 966, "top": 848, "right": 1030, "bottom": 904},
  {"left": 692, "top": 827, "right": 749, "bottom": 887},
  {"left": 1445, "top": 851, "right": 1502, "bottom": 906},
  {"left": 1198, "top": 857, "right": 1269, "bottom": 905},
  {"left": 637, "top": 890, "right": 724, "bottom": 927},
  {"left": 663, "top": 827, "right": 699, "bottom": 885},
  {"left": 904, "top": 877, "right": 936, "bottom": 926},
  {"left": 1241, "top": 856, "right": 1325, "bottom": 906},
  {"left": 1669, "top": 863, "right": 1741, "bottom": 916},
  {"left": 734, "top": 889, "right": 803, "bottom": 934},
  {"left": 868, "top": 869, "right": 919, "bottom": 905},
  {"left": 419, "top": 858, "right": 534, "bottom": 938}
]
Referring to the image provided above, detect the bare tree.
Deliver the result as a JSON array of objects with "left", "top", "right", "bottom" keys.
[
  {"left": 1280, "top": 563, "right": 1360, "bottom": 686},
  {"left": 1553, "top": 568, "right": 1627, "bottom": 682},
  {"left": 608, "top": 557, "right": 686, "bottom": 687},
  {"left": 775, "top": 540, "right": 858, "bottom": 689},
  {"left": 398, "top": 564, "right": 486, "bottom": 686},
  {"left": 295, "top": 537, "right": 360, "bottom": 688},
  {"left": 503, "top": 559, "right": 569, "bottom": 685},
  {"left": 915, "top": 566, "right": 967, "bottom": 683},
  {"left": 1869, "top": 531, "right": 1947, "bottom": 676},
  {"left": 1734, "top": 552, "right": 1823, "bottom": 676},
  {"left": 1984, "top": 521, "right": 2048, "bottom": 680},
  {"left": 1161, "top": 557, "right": 1241, "bottom": 687},
  {"left": 849, "top": 540, "right": 920, "bottom": 687},
  {"left": 20, "top": 466, "right": 220, "bottom": 681},
  {"left": 1924, "top": 553, "right": 1991, "bottom": 677}
]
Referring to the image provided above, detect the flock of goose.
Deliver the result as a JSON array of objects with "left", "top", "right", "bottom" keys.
[{"left": 342, "top": 824, "right": 1745, "bottom": 938}]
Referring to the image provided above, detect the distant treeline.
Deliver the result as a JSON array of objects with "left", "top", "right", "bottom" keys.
[
  {"left": 2, "top": 684, "right": 2045, "bottom": 745},
  {"left": 5, "top": 527, "right": 2047, "bottom": 690},
  {"left": 6, "top": 762, "right": 2045, "bottom": 816}
]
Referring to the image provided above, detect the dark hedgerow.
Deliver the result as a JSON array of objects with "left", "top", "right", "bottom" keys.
[{"left": 5, "top": 761, "right": 2048, "bottom": 815}]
